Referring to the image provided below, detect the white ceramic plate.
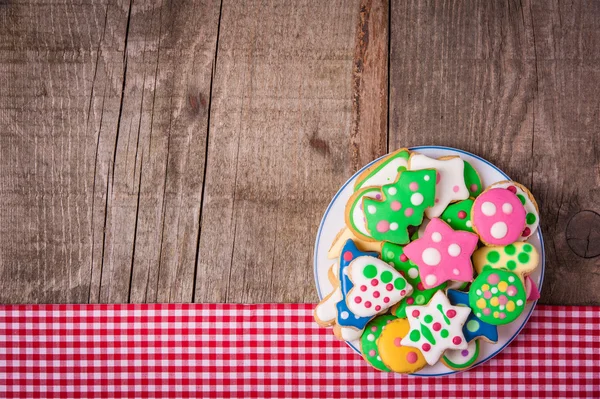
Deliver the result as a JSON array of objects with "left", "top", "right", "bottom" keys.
[{"left": 313, "top": 146, "right": 545, "bottom": 376}]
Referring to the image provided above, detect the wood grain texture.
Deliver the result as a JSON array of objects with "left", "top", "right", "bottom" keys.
[
  {"left": 194, "top": 0, "right": 360, "bottom": 303},
  {"left": 389, "top": 0, "right": 600, "bottom": 305}
]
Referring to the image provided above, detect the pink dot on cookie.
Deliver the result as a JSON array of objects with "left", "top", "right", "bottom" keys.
[
  {"left": 394, "top": 337, "right": 402, "bottom": 347},
  {"left": 377, "top": 220, "right": 390, "bottom": 233},
  {"left": 406, "top": 352, "right": 418, "bottom": 364},
  {"left": 391, "top": 201, "right": 402, "bottom": 211},
  {"left": 409, "top": 182, "right": 419, "bottom": 191}
]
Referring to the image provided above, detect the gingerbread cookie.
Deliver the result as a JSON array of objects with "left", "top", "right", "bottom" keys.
[
  {"left": 490, "top": 181, "right": 539, "bottom": 241},
  {"left": 360, "top": 315, "right": 397, "bottom": 372},
  {"left": 327, "top": 227, "right": 382, "bottom": 259},
  {"left": 334, "top": 240, "right": 379, "bottom": 341},
  {"left": 469, "top": 269, "right": 527, "bottom": 325},
  {"left": 471, "top": 187, "right": 527, "bottom": 246},
  {"left": 354, "top": 148, "right": 411, "bottom": 191},
  {"left": 441, "top": 340, "right": 480, "bottom": 371},
  {"left": 362, "top": 169, "right": 436, "bottom": 245},
  {"left": 472, "top": 242, "right": 539, "bottom": 284},
  {"left": 403, "top": 218, "right": 478, "bottom": 289},
  {"left": 377, "top": 318, "right": 427, "bottom": 374},
  {"left": 440, "top": 199, "right": 475, "bottom": 233},
  {"left": 447, "top": 289, "right": 498, "bottom": 343},
  {"left": 463, "top": 160, "right": 483, "bottom": 197},
  {"left": 409, "top": 154, "right": 470, "bottom": 218},
  {"left": 346, "top": 256, "right": 413, "bottom": 317},
  {"left": 401, "top": 291, "right": 471, "bottom": 365},
  {"left": 345, "top": 187, "right": 383, "bottom": 241},
  {"left": 381, "top": 242, "right": 446, "bottom": 318}
]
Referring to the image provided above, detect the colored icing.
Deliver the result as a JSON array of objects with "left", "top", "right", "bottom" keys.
[
  {"left": 463, "top": 161, "right": 483, "bottom": 197},
  {"left": 491, "top": 181, "right": 539, "bottom": 241},
  {"left": 441, "top": 199, "right": 475, "bottom": 233},
  {"left": 347, "top": 187, "right": 382, "bottom": 239},
  {"left": 377, "top": 318, "right": 427, "bottom": 374},
  {"left": 355, "top": 149, "right": 410, "bottom": 191},
  {"left": 403, "top": 218, "right": 478, "bottom": 289},
  {"left": 442, "top": 339, "right": 480, "bottom": 370},
  {"left": 381, "top": 242, "right": 447, "bottom": 318},
  {"left": 327, "top": 227, "right": 383, "bottom": 259},
  {"left": 409, "top": 154, "right": 469, "bottom": 218},
  {"left": 446, "top": 289, "right": 498, "bottom": 343},
  {"left": 335, "top": 240, "right": 379, "bottom": 334},
  {"left": 347, "top": 256, "right": 413, "bottom": 317},
  {"left": 472, "top": 242, "right": 539, "bottom": 284},
  {"left": 469, "top": 269, "right": 527, "bottom": 325},
  {"left": 472, "top": 188, "right": 526, "bottom": 245},
  {"left": 525, "top": 275, "right": 541, "bottom": 301},
  {"left": 363, "top": 169, "right": 436, "bottom": 244},
  {"left": 401, "top": 291, "right": 471, "bottom": 366},
  {"left": 360, "top": 315, "right": 397, "bottom": 372}
]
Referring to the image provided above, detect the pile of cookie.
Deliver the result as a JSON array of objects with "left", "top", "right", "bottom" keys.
[{"left": 314, "top": 148, "right": 541, "bottom": 373}]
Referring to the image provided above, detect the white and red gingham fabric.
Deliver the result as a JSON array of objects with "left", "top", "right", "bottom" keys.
[{"left": 0, "top": 304, "right": 598, "bottom": 398}]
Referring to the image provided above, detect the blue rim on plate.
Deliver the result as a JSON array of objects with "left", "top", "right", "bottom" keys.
[{"left": 313, "top": 145, "right": 545, "bottom": 376}]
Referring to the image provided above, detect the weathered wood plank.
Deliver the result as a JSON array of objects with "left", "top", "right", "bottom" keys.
[
  {"left": 389, "top": 0, "right": 600, "bottom": 305},
  {"left": 95, "top": 0, "right": 221, "bottom": 303},
  {"left": 195, "top": 0, "right": 361, "bottom": 303},
  {"left": 0, "top": 0, "right": 130, "bottom": 303}
]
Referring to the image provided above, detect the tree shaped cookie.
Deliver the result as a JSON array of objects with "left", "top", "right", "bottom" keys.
[
  {"left": 381, "top": 242, "right": 446, "bottom": 318},
  {"left": 401, "top": 291, "right": 471, "bottom": 365},
  {"left": 409, "top": 154, "right": 470, "bottom": 218},
  {"left": 346, "top": 256, "right": 413, "bottom": 317},
  {"left": 363, "top": 169, "right": 436, "bottom": 245},
  {"left": 403, "top": 218, "right": 478, "bottom": 289}
]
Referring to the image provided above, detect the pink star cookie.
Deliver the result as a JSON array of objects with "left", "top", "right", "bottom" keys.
[{"left": 403, "top": 218, "right": 478, "bottom": 289}]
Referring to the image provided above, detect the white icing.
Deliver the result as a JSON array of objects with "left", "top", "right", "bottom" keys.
[
  {"left": 315, "top": 288, "right": 342, "bottom": 321},
  {"left": 367, "top": 205, "right": 377, "bottom": 214},
  {"left": 390, "top": 222, "right": 398, "bottom": 231},
  {"left": 448, "top": 243, "right": 461, "bottom": 257},
  {"left": 402, "top": 291, "right": 471, "bottom": 365},
  {"left": 367, "top": 334, "right": 375, "bottom": 341},
  {"left": 452, "top": 268, "right": 460, "bottom": 275},
  {"left": 340, "top": 311, "right": 349, "bottom": 320},
  {"left": 517, "top": 299, "right": 524, "bottom": 306},
  {"left": 411, "top": 193, "right": 424, "bottom": 206},
  {"left": 340, "top": 327, "right": 362, "bottom": 341},
  {"left": 490, "top": 221, "right": 508, "bottom": 239},
  {"left": 422, "top": 247, "right": 441, "bottom": 266},
  {"left": 481, "top": 202, "right": 496, "bottom": 216},
  {"left": 443, "top": 340, "right": 479, "bottom": 368},
  {"left": 346, "top": 256, "right": 413, "bottom": 317},
  {"left": 425, "top": 274, "right": 438, "bottom": 286},
  {"left": 388, "top": 187, "right": 397, "bottom": 196},
  {"left": 491, "top": 287, "right": 498, "bottom": 294},
  {"left": 409, "top": 154, "right": 469, "bottom": 218},
  {"left": 431, "top": 232, "right": 442, "bottom": 242},
  {"left": 424, "top": 175, "right": 431, "bottom": 181},
  {"left": 357, "top": 154, "right": 409, "bottom": 189},
  {"left": 502, "top": 203, "right": 513, "bottom": 215},
  {"left": 408, "top": 267, "right": 419, "bottom": 279},
  {"left": 466, "top": 220, "right": 472, "bottom": 228},
  {"left": 508, "top": 276, "right": 515, "bottom": 283}
]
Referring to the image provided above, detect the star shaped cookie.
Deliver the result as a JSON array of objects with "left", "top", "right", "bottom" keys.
[
  {"left": 402, "top": 291, "right": 471, "bottom": 365},
  {"left": 409, "top": 154, "right": 470, "bottom": 218},
  {"left": 403, "top": 218, "right": 478, "bottom": 289}
]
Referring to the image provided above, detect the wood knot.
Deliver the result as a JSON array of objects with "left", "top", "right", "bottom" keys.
[
  {"left": 566, "top": 210, "right": 600, "bottom": 258},
  {"left": 188, "top": 92, "right": 207, "bottom": 115}
]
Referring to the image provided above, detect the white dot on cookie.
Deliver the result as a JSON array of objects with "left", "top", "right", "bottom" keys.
[
  {"left": 448, "top": 244, "right": 461, "bottom": 257},
  {"left": 431, "top": 232, "right": 442, "bottom": 242},
  {"left": 425, "top": 274, "right": 438, "bottom": 286},
  {"left": 367, "top": 205, "right": 377, "bottom": 214},
  {"left": 422, "top": 248, "right": 441, "bottom": 266},
  {"left": 481, "top": 202, "right": 496, "bottom": 216},
  {"left": 502, "top": 203, "right": 513, "bottom": 215},
  {"left": 411, "top": 193, "right": 424, "bottom": 206},
  {"left": 490, "top": 221, "right": 508, "bottom": 239},
  {"left": 388, "top": 187, "right": 397, "bottom": 196}
]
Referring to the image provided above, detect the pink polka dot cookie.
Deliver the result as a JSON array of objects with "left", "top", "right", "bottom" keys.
[{"left": 471, "top": 187, "right": 526, "bottom": 246}]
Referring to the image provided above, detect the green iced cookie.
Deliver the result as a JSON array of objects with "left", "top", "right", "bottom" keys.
[
  {"left": 464, "top": 161, "right": 483, "bottom": 197},
  {"left": 360, "top": 315, "right": 397, "bottom": 372},
  {"left": 440, "top": 199, "right": 475, "bottom": 232}
]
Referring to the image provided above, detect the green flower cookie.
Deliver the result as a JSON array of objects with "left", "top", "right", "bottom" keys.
[
  {"left": 440, "top": 199, "right": 475, "bottom": 232},
  {"left": 363, "top": 170, "right": 436, "bottom": 244},
  {"left": 360, "top": 315, "right": 397, "bottom": 372},
  {"left": 381, "top": 242, "right": 446, "bottom": 318}
]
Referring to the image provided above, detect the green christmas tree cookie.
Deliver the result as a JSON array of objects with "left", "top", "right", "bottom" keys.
[
  {"left": 381, "top": 242, "right": 446, "bottom": 318},
  {"left": 363, "top": 169, "right": 436, "bottom": 244},
  {"left": 440, "top": 199, "right": 475, "bottom": 233}
]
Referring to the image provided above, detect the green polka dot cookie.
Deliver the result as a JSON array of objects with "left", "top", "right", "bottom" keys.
[
  {"left": 380, "top": 242, "right": 447, "bottom": 318},
  {"left": 469, "top": 269, "right": 527, "bottom": 325},
  {"left": 472, "top": 242, "right": 539, "bottom": 284},
  {"left": 360, "top": 315, "right": 397, "bottom": 371},
  {"left": 440, "top": 199, "right": 475, "bottom": 232}
]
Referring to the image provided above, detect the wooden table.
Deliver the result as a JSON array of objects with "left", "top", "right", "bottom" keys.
[{"left": 1, "top": 0, "right": 598, "bottom": 305}]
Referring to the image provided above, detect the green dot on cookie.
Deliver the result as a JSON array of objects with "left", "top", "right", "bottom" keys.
[{"left": 363, "top": 265, "right": 377, "bottom": 278}]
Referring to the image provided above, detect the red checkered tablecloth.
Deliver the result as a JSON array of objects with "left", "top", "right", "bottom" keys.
[{"left": 0, "top": 304, "right": 598, "bottom": 398}]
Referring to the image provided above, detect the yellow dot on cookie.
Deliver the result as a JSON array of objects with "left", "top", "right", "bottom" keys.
[
  {"left": 476, "top": 299, "right": 486, "bottom": 309},
  {"left": 490, "top": 297, "right": 499, "bottom": 307},
  {"left": 506, "top": 301, "right": 516, "bottom": 312},
  {"left": 493, "top": 311, "right": 499, "bottom": 318},
  {"left": 498, "top": 282, "right": 508, "bottom": 292},
  {"left": 481, "top": 284, "right": 490, "bottom": 292}
]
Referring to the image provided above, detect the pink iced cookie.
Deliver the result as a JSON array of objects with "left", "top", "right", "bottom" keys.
[
  {"left": 471, "top": 188, "right": 526, "bottom": 246},
  {"left": 403, "top": 218, "right": 479, "bottom": 289}
]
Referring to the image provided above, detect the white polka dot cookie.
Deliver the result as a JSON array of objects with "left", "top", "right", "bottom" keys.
[{"left": 471, "top": 187, "right": 527, "bottom": 246}]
